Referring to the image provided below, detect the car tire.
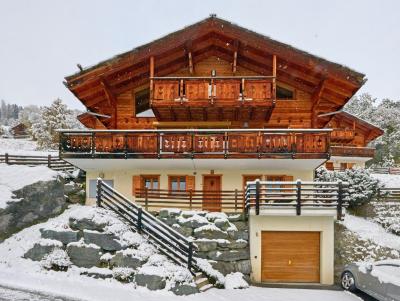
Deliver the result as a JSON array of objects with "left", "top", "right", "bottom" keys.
[{"left": 341, "top": 271, "right": 357, "bottom": 292}]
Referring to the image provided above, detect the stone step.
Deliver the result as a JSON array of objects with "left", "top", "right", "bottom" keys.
[
  {"left": 195, "top": 277, "right": 209, "bottom": 288},
  {"left": 199, "top": 283, "right": 213, "bottom": 292},
  {"left": 194, "top": 272, "right": 204, "bottom": 280}
]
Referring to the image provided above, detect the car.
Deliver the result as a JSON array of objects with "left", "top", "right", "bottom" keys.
[{"left": 341, "top": 260, "right": 400, "bottom": 301}]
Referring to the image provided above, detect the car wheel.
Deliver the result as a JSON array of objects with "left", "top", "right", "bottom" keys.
[{"left": 341, "top": 271, "right": 357, "bottom": 292}]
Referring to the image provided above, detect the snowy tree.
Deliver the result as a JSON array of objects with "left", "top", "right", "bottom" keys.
[
  {"left": 31, "top": 99, "right": 83, "bottom": 149},
  {"left": 315, "top": 167, "right": 383, "bottom": 207},
  {"left": 18, "top": 105, "right": 41, "bottom": 127}
]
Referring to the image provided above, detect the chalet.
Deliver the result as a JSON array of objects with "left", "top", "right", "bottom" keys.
[
  {"left": 59, "top": 16, "right": 383, "bottom": 285},
  {"left": 10, "top": 123, "right": 29, "bottom": 138}
]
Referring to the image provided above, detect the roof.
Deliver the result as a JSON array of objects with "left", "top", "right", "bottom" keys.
[{"left": 64, "top": 15, "right": 367, "bottom": 115}]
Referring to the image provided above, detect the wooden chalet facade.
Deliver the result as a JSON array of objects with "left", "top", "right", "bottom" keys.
[{"left": 60, "top": 16, "right": 383, "bottom": 285}]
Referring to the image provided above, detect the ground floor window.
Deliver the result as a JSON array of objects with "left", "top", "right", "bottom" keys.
[
  {"left": 169, "top": 175, "right": 187, "bottom": 192},
  {"left": 340, "top": 162, "right": 355, "bottom": 170},
  {"left": 325, "top": 162, "right": 334, "bottom": 171},
  {"left": 88, "top": 179, "right": 114, "bottom": 198},
  {"left": 132, "top": 175, "right": 160, "bottom": 197}
]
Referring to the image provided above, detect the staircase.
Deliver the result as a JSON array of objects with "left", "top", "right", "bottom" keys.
[{"left": 96, "top": 179, "right": 214, "bottom": 291}]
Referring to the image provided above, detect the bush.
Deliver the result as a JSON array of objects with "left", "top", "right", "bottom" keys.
[{"left": 315, "top": 167, "right": 383, "bottom": 207}]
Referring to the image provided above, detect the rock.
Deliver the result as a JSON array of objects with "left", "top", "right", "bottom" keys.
[
  {"left": 235, "top": 260, "right": 252, "bottom": 275},
  {"left": 64, "top": 181, "right": 81, "bottom": 194},
  {"left": 216, "top": 239, "right": 231, "bottom": 249},
  {"left": 158, "top": 217, "right": 177, "bottom": 226},
  {"left": 171, "top": 284, "right": 199, "bottom": 295},
  {"left": 228, "top": 229, "right": 248, "bottom": 240},
  {"left": 66, "top": 242, "right": 102, "bottom": 268},
  {"left": 194, "top": 225, "right": 229, "bottom": 239},
  {"left": 83, "top": 230, "right": 123, "bottom": 251},
  {"left": 110, "top": 251, "right": 143, "bottom": 269},
  {"left": 229, "top": 239, "right": 248, "bottom": 249},
  {"left": 112, "top": 267, "right": 135, "bottom": 283},
  {"left": 40, "top": 228, "right": 79, "bottom": 245},
  {"left": 194, "top": 239, "right": 218, "bottom": 252},
  {"left": 135, "top": 273, "right": 166, "bottom": 290},
  {"left": 172, "top": 224, "right": 193, "bottom": 237},
  {"left": 214, "top": 218, "right": 231, "bottom": 231},
  {"left": 159, "top": 208, "right": 181, "bottom": 218},
  {"left": 207, "top": 249, "right": 250, "bottom": 261},
  {"left": 81, "top": 268, "right": 113, "bottom": 279},
  {"left": 181, "top": 211, "right": 207, "bottom": 218},
  {"left": 41, "top": 249, "right": 71, "bottom": 271},
  {"left": 69, "top": 216, "right": 107, "bottom": 232},
  {"left": 24, "top": 239, "right": 63, "bottom": 261},
  {"left": 194, "top": 251, "right": 208, "bottom": 259},
  {"left": 178, "top": 215, "right": 209, "bottom": 228},
  {"left": 227, "top": 214, "right": 244, "bottom": 222},
  {"left": 232, "top": 221, "right": 248, "bottom": 231},
  {"left": 210, "top": 259, "right": 251, "bottom": 276}
]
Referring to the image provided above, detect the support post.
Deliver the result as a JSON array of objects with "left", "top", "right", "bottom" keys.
[
  {"left": 234, "top": 189, "right": 238, "bottom": 212},
  {"left": 188, "top": 241, "right": 193, "bottom": 270},
  {"left": 96, "top": 178, "right": 102, "bottom": 207},
  {"left": 145, "top": 187, "right": 149, "bottom": 211},
  {"left": 337, "top": 181, "right": 343, "bottom": 220},
  {"left": 255, "top": 180, "right": 260, "bottom": 215},
  {"left": 189, "top": 189, "right": 193, "bottom": 210},
  {"left": 296, "top": 180, "right": 301, "bottom": 216},
  {"left": 91, "top": 133, "right": 95, "bottom": 157},
  {"left": 47, "top": 154, "right": 51, "bottom": 168},
  {"left": 149, "top": 56, "right": 154, "bottom": 104},
  {"left": 137, "top": 207, "right": 143, "bottom": 233},
  {"left": 5, "top": 153, "right": 9, "bottom": 164},
  {"left": 272, "top": 54, "right": 277, "bottom": 102}
]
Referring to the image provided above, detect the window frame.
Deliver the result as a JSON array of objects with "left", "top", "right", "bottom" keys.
[
  {"left": 89, "top": 179, "right": 114, "bottom": 198},
  {"left": 168, "top": 175, "right": 187, "bottom": 193}
]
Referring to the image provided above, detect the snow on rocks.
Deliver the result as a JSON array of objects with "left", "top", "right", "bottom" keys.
[
  {"left": 224, "top": 272, "right": 249, "bottom": 289},
  {"left": 41, "top": 248, "right": 71, "bottom": 271},
  {"left": 24, "top": 238, "right": 63, "bottom": 261}
]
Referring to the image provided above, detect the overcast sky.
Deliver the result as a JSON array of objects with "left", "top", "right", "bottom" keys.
[{"left": 1, "top": 0, "right": 399, "bottom": 110}]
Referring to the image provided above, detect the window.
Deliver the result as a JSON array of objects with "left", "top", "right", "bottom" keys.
[
  {"left": 276, "top": 85, "right": 294, "bottom": 100},
  {"left": 142, "top": 175, "right": 159, "bottom": 190},
  {"left": 89, "top": 179, "right": 114, "bottom": 198},
  {"left": 325, "top": 162, "right": 334, "bottom": 171},
  {"left": 169, "top": 176, "right": 187, "bottom": 191},
  {"left": 132, "top": 175, "right": 159, "bottom": 197},
  {"left": 134, "top": 89, "right": 150, "bottom": 115}
]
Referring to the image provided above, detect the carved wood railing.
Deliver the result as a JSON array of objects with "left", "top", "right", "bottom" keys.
[
  {"left": 150, "top": 76, "right": 275, "bottom": 105},
  {"left": 331, "top": 145, "right": 375, "bottom": 157},
  {"left": 330, "top": 129, "right": 355, "bottom": 142},
  {"left": 59, "top": 129, "right": 331, "bottom": 159}
]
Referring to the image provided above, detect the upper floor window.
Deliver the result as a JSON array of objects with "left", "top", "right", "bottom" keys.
[
  {"left": 135, "top": 89, "right": 150, "bottom": 115},
  {"left": 276, "top": 85, "right": 294, "bottom": 100}
]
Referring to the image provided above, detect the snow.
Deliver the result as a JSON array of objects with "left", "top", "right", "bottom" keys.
[
  {"left": 0, "top": 138, "right": 56, "bottom": 156},
  {"left": 342, "top": 214, "right": 400, "bottom": 250},
  {"left": 41, "top": 249, "right": 71, "bottom": 270},
  {"left": 224, "top": 272, "right": 249, "bottom": 290},
  {"left": 0, "top": 164, "right": 58, "bottom": 209},
  {"left": 358, "top": 260, "right": 400, "bottom": 286},
  {"left": 371, "top": 173, "right": 400, "bottom": 187}
]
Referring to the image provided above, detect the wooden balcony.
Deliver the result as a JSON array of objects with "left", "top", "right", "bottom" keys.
[
  {"left": 330, "top": 129, "right": 355, "bottom": 142},
  {"left": 59, "top": 129, "right": 331, "bottom": 159},
  {"left": 150, "top": 76, "right": 276, "bottom": 121},
  {"left": 331, "top": 145, "right": 375, "bottom": 158}
]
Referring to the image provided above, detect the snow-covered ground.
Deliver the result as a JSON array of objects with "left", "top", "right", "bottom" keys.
[
  {"left": 371, "top": 173, "right": 400, "bottom": 187},
  {"left": 0, "top": 164, "right": 58, "bottom": 209},
  {"left": 342, "top": 214, "right": 400, "bottom": 251},
  {"left": 0, "top": 137, "right": 56, "bottom": 156},
  {"left": 0, "top": 206, "right": 361, "bottom": 301}
]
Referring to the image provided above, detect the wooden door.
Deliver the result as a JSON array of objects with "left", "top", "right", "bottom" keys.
[
  {"left": 261, "top": 231, "right": 320, "bottom": 283},
  {"left": 203, "top": 175, "right": 222, "bottom": 212}
]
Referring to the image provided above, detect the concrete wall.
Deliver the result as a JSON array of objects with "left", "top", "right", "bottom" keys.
[
  {"left": 248, "top": 215, "right": 335, "bottom": 285},
  {"left": 327, "top": 156, "right": 370, "bottom": 169},
  {"left": 85, "top": 168, "right": 314, "bottom": 206}
]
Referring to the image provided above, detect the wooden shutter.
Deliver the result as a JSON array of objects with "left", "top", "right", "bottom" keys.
[
  {"left": 283, "top": 175, "right": 294, "bottom": 192},
  {"left": 132, "top": 175, "right": 141, "bottom": 197},
  {"left": 186, "top": 175, "right": 196, "bottom": 192}
]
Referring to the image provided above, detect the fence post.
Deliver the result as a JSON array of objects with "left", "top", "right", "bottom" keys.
[
  {"left": 5, "top": 153, "right": 9, "bottom": 164},
  {"left": 91, "top": 133, "right": 95, "bottom": 157},
  {"left": 96, "top": 178, "right": 102, "bottom": 207},
  {"left": 189, "top": 190, "right": 193, "bottom": 210},
  {"left": 145, "top": 187, "right": 149, "bottom": 211},
  {"left": 377, "top": 187, "right": 381, "bottom": 201},
  {"left": 188, "top": 241, "right": 193, "bottom": 270},
  {"left": 255, "top": 180, "right": 260, "bottom": 215},
  {"left": 296, "top": 180, "right": 301, "bottom": 216},
  {"left": 137, "top": 207, "right": 143, "bottom": 233},
  {"left": 47, "top": 154, "right": 51, "bottom": 168},
  {"left": 337, "top": 180, "right": 343, "bottom": 220},
  {"left": 234, "top": 189, "right": 238, "bottom": 212}
]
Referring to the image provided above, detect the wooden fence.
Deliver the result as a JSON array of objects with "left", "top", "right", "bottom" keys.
[
  {"left": 369, "top": 167, "right": 400, "bottom": 175},
  {"left": 0, "top": 153, "right": 75, "bottom": 172},
  {"left": 377, "top": 187, "right": 400, "bottom": 202}
]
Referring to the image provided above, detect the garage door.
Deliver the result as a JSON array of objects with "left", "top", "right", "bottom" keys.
[{"left": 261, "top": 231, "right": 320, "bottom": 283}]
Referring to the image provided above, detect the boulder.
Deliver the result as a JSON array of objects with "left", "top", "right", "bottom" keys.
[
  {"left": 194, "top": 225, "right": 229, "bottom": 240},
  {"left": 228, "top": 229, "right": 248, "bottom": 240},
  {"left": 194, "top": 239, "right": 218, "bottom": 252},
  {"left": 171, "top": 284, "right": 199, "bottom": 295},
  {"left": 178, "top": 215, "right": 209, "bottom": 228},
  {"left": 235, "top": 260, "right": 252, "bottom": 275},
  {"left": 40, "top": 228, "right": 79, "bottom": 245},
  {"left": 112, "top": 267, "right": 135, "bottom": 283},
  {"left": 69, "top": 217, "right": 107, "bottom": 232},
  {"left": 158, "top": 217, "right": 177, "bottom": 226},
  {"left": 83, "top": 230, "right": 123, "bottom": 251},
  {"left": 207, "top": 249, "right": 250, "bottom": 262},
  {"left": 110, "top": 252, "right": 143, "bottom": 269},
  {"left": 159, "top": 208, "right": 181, "bottom": 218},
  {"left": 81, "top": 268, "right": 113, "bottom": 279},
  {"left": 210, "top": 259, "right": 251, "bottom": 276},
  {"left": 181, "top": 211, "right": 207, "bottom": 218},
  {"left": 66, "top": 242, "right": 102, "bottom": 268},
  {"left": 229, "top": 239, "right": 248, "bottom": 249},
  {"left": 135, "top": 273, "right": 166, "bottom": 290},
  {"left": 232, "top": 221, "right": 248, "bottom": 231},
  {"left": 214, "top": 218, "right": 231, "bottom": 231},
  {"left": 227, "top": 214, "right": 244, "bottom": 222},
  {"left": 205, "top": 212, "right": 228, "bottom": 222},
  {"left": 172, "top": 224, "right": 193, "bottom": 237},
  {"left": 24, "top": 239, "right": 63, "bottom": 261}
]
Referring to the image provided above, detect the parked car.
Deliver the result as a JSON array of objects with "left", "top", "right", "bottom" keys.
[{"left": 341, "top": 260, "right": 400, "bottom": 301}]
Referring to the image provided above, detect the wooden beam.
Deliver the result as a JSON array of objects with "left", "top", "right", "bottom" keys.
[
  {"left": 100, "top": 79, "right": 118, "bottom": 128},
  {"left": 272, "top": 54, "right": 277, "bottom": 101},
  {"left": 149, "top": 56, "right": 155, "bottom": 103},
  {"left": 311, "top": 79, "right": 327, "bottom": 127},
  {"left": 232, "top": 40, "right": 239, "bottom": 74}
]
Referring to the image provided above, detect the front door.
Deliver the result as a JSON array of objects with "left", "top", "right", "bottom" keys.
[{"left": 203, "top": 175, "right": 221, "bottom": 212}]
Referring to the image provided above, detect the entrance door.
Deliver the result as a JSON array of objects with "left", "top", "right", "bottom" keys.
[
  {"left": 203, "top": 175, "right": 221, "bottom": 212},
  {"left": 261, "top": 231, "right": 320, "bottom": 283}
]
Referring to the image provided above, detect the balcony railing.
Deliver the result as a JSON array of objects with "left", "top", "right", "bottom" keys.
[
  {"left": 331, "top": 145, "right": 375, "bottom": 158},
  {"left": 330, "top": 129, "right": 355, "bottom": 142},
  {"left": 150, "top": 76, "right": 275, "bottom": 105},
  {"left": 58, "top": 129, "right": 331, "bottom": 159}
]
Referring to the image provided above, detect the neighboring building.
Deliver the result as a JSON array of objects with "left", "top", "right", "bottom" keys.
[
  {"left": 59, "top": 16, "right": 383, "bottom": 285},
  {"left": 10, "top": 123, "right": 29, "bottom": 138}
]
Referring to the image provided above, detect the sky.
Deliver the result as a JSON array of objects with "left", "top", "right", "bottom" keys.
[{"left": 0, "top": 0, "right": 399, "bottom": 110}]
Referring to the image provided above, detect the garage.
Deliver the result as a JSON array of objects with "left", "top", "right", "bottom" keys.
[{"left": 261, "top": 231, "right": 320, "bottom": 283}]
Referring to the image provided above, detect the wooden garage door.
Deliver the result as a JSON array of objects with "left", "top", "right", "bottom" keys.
[{"left": 261, "top": 231, "right": 320, "bottom": 283}]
